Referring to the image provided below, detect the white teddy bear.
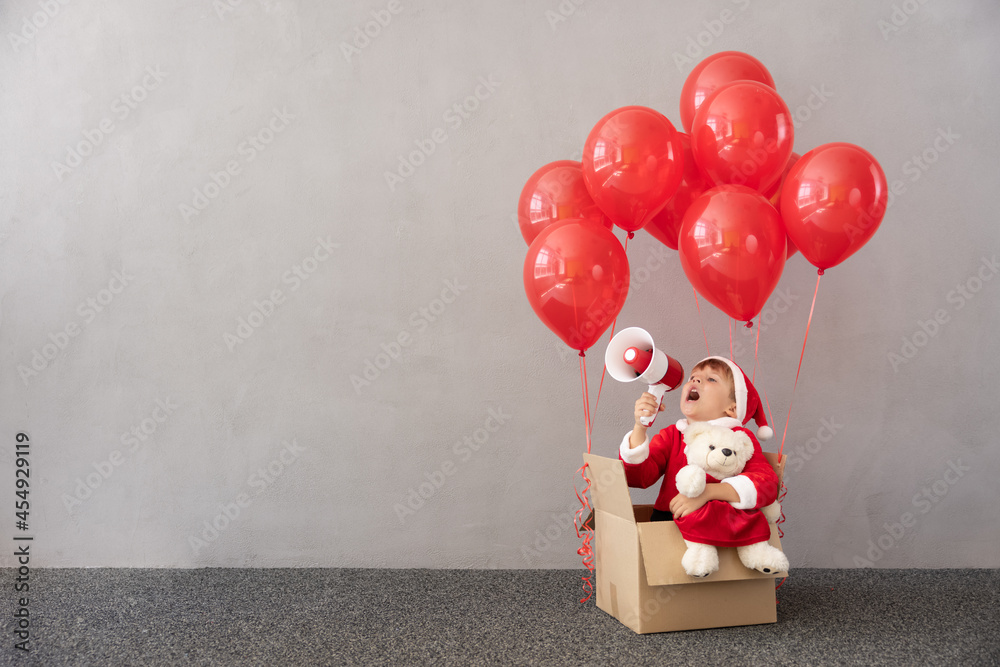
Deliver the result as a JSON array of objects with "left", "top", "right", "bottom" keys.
[{"left": 675, "top": 421, "right": 788, "bottom": 578}]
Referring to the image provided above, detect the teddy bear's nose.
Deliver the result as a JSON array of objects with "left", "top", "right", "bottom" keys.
[{"left": 721, "top": 448, "right": 732, "bottom": 457}]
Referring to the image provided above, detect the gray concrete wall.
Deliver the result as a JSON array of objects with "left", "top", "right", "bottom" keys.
[{"left": 0, "top": 0, "right": 997, "bottom": 568}]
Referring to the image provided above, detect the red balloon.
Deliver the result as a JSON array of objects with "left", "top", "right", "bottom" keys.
[
  {"left": 679, "top": 51, "right": 775, "bottom": 134},
  {"left": 780, "top": 143, "right": 888, "bottom": 271},
  {"left": 677, "top": 186, "right": 787, "bottom": 323},
  {"left": 691, "top": 81, "right": 794, "bottom": 192},
  {"left": 582, "top": 106, "right": 684, "bottom": 233},
  {"left": 523, "top": 219, "right": 630, "bottom": 352},
  {"left": 644, "top": 133, "right": 709, "bottom": 250},
  {"left": 517, "top": 160, "right": 611, "bottom": 246}
]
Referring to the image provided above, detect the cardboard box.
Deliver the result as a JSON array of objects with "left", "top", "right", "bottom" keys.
[{"left": 583, "top": 452, "right": 787, "bottom": 634}]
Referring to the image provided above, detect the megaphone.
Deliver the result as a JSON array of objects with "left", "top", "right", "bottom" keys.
[{"left": 605, "top": 327, "right": 684, "bottom": 427}]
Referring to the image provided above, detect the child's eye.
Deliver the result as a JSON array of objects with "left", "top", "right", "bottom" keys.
[{"left": 708, "top": 377, "right": 717, "bottom": 382}]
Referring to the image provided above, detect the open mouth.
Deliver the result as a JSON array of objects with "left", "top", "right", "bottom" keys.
[{"left": 687, "top": 387, "right": 700, "bottom": 402}]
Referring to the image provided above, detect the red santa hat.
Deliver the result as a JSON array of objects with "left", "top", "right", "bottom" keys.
[{"left": 679, "top": 356, "right": 774, "bottom": 441}]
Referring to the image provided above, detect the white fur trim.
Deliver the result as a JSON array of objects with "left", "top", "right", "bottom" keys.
[
  {"left": 619, "top": 431, "right": 650, "bottom": 464},
  {"left": 720, "top": 474, "right": 757, "bottom": 509},
  {"left": 678, "top": 416, "right": 741, "bottom": 433},
  {"left": 708, "top": 417, "right": 741, "bottom": 429},
  {"left": 757, "top": 425, "right": 774, "bottom": 441}
]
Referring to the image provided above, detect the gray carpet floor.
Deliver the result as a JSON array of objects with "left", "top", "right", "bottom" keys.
[{"left": 1, "top": 568, "right": 997, "bottom": 666}]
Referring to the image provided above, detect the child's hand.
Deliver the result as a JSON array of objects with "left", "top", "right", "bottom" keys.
[
  {"left": 669, "top": 490, "right": 709, "bottom": 519},
  {"left": 634, "top": 392, "right": 664, "bottom": 429}
]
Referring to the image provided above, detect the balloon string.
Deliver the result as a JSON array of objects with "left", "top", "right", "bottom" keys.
[
  {"left": 752, "top": 315, "right": 761, "bottom": 383},
  {"left": 589, "top": 233, "right": 629, "bottom": 434},
  {"left": 762, "top": 387, "right": 775, "bottom": 439},
  {"left": 729, "top": 319, "right": 734, "bottom": 360},
  {"left": 693, "top": 288, "right": 710, "bottom": 355},
  {"left": 579, "top": 353, "right": 591, "bottom": 455},
  {"left": 575, "top": 354, "right": 595, "bottom": 603},
  {"left": 779, "top": 272, "right": 822, "bottom": 458}
]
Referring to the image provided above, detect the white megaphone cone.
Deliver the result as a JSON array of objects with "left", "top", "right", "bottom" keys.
[{"left": 605, "top": 327, "right": 684, "bottom": 427}]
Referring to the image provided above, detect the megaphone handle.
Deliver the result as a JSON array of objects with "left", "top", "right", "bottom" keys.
[{"left": 640, "top": 383, "right": 669, "bottom": 427}]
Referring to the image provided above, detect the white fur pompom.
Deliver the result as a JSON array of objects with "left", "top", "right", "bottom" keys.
[{"left": 757, "top": 425, "right": 774, "bottom": 441}]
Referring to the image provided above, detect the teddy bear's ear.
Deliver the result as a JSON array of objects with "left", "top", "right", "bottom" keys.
[
  {"left": 732, "top": 430, "right": 754, "bottom": 467},
  {"left": 683, "top": 421, "right": 711, "bottom": 443},
  {"left": 682, "top": 422, "right": 709, "bottom": 457}
]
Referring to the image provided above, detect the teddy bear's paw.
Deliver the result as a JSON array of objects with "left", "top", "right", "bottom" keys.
[
  {"left": 737, "top": 542, "right": 789, "bottom": 575},
  {"left": 675, "top": 465, "right": 705, "bottom": 498},
  {"left": 681, "top": 542, "right": 719, "bottom": 578},
  {"left": 761, "top": 501, "right": 782, "bottom": 524}
]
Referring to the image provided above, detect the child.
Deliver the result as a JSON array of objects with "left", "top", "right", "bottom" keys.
[{"left": 618, "top": 356, "right": 787, "bottom": 575}]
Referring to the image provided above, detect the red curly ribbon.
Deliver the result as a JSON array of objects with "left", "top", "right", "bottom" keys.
[{"left": 575, "top": 354, "right": 595, "bottom": 603}]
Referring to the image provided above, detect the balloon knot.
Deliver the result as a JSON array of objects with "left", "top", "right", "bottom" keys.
[
  {"left": 745, "top": 321, "right": 754, "bottom": 329},
  {"left": 578, "top": 350, "right": 586, "bottom": 358},
  {"left": 817, "top": 268, "right": 825, "bottom": 276},
  {"left": 627, "top": 232, "right": 635, "bottom": 240}
]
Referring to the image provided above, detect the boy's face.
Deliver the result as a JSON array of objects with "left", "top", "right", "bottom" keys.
[{"left": 679, "top": 365, "right": 738, "bottom": 423}]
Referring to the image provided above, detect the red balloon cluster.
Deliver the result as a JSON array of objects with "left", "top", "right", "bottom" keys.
[{"left": 519, "top": 51, "right": 887, "bottom": 345}]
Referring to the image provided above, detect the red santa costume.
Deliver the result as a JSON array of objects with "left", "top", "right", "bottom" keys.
[{"left": 618, "top": 356, "right": 779, "bottom": 548}]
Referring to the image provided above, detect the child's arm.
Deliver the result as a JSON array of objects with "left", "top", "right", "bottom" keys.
[
  {"left": 628, "top": 391, "right": 663, "bottom": 449},
  {"left": 669, "top": 483, "right": 740, "bottom": 519},
  {"left": 618, "top": 392, "right": 668, "bottom": 489},
  {"left": 719, "top": 428, "right": 780, "bottom": 510}
]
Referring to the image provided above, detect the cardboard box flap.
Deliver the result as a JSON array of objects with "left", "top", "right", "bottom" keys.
[
  {"left": 637, "top": 521, "right": 786, "bottom": 586},
  {"left": 583, "top": 454, "right": 635, "bottom": 522}
]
